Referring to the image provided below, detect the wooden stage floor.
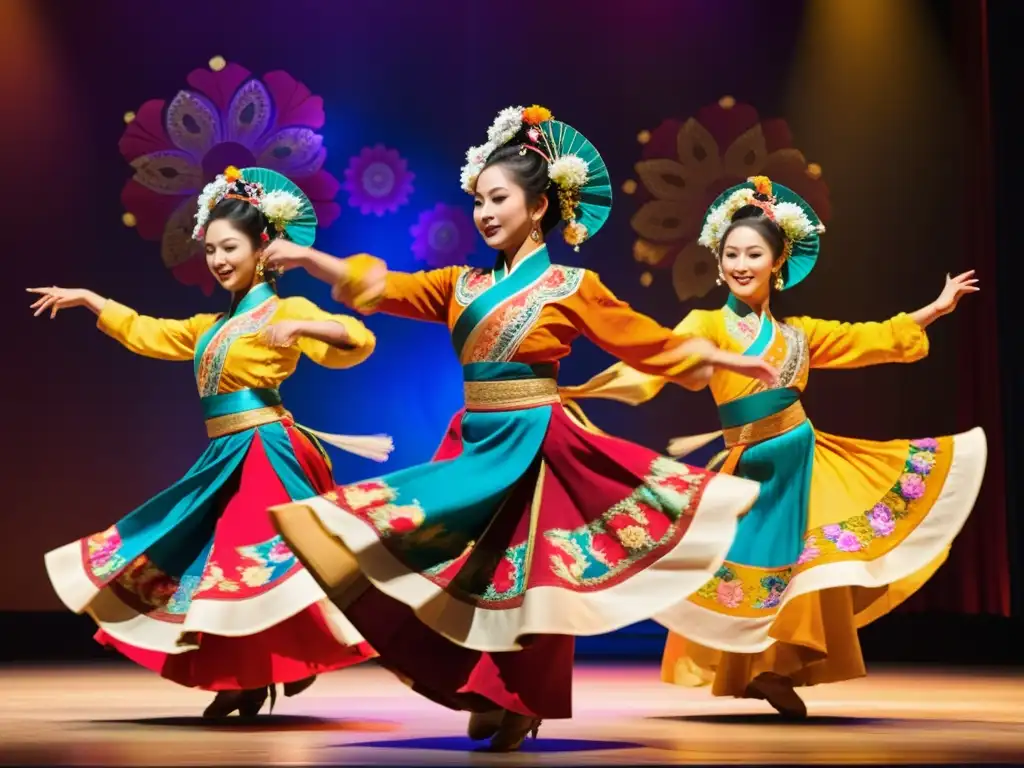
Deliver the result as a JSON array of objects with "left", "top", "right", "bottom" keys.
[{"left": 1, "top": 661, "right": 1022, "bottom": 766}]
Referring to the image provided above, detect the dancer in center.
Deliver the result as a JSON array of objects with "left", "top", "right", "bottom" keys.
[{"left": 263, "top": 105, "right": 774, "bottom": 751}]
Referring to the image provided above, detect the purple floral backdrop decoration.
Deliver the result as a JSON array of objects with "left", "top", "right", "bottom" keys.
[
  {"left": 410, "top": 203, "right": 477, "bottom": 268},
  {"left": 118, "top": 61, "right": 341, "bottom": 294},
  {"left": 342, "top": 144, "right": 415, "bottom": 216}
]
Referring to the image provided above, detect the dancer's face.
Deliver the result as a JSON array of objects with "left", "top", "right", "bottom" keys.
[
  {"left": 721, "top": 225, "right": 776, "bottom": 305},
  {"left": 473, "top": 164, "right": 547, "bottom": 254},
  {"left": 204, "top": 219, "right": 261, "bottom": 293}
]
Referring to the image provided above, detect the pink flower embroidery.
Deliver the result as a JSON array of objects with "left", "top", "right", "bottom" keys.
[
  {"left": 911, "top": 438, "right": 939, "bottom": 451},
  {"left": 835, "top": 530, "right": 863, "bottom": 552},
  {"left": 822, "top": 524, "right": 843, "bottom": 542},
  {"left": 909, "top": 453, "right": 935, "bottom": 476},
  {"left": 267, "top": 540, "right": 293, "bottom": 564},
  {"left": 797, "top": 536, "right": 821, "bottom": 565},
  {"left": 899, "top": 473, "right": 926, "bottom": 501},
  {"left": 868, "top": 504, "right": 896, "bottom": 538},
  {"left": 716, "top": 578, "right": 745, "bottom": 608}
]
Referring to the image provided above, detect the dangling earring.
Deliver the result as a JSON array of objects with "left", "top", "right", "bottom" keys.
[
  {"left": 773, "top": 270, "right": 784, "bottom": 291},
  {"left": 530, "top": 227, "right": 541, "bottom": 242},
  {"left": 255, "top": 255, "right": 267, "bottom": 282},
  {"left": 716, "top": 264, "right": 725, "bottom": 286}
]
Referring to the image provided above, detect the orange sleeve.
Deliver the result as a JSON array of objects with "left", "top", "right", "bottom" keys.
[
  {"left": 560, "top": 271, "right": 708, "bottom": 378},
  {"left": 334, "top": 254, "right": 464, "bottom": 324},
  {"left": 559, "top": 309, "right": 719, "bottom": 402}
]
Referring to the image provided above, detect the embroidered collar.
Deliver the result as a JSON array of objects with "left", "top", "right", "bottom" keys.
[
  {"left": 230, "top": 281, "right": 276, "bottom": 317},
  {"left": 494, "top": 244, "right": 550, "bottom": 283}
]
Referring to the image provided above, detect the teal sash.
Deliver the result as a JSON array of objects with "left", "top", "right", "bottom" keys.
[
  {"left": 718, "top": 387, "right": 800, "bottom": 429},
  {"left": 201, "top": 387, "right": 282, "bottom": 420},
  {"left": 717, "top": 296, "right": 815, "bottom": 570},
  {"left": 450, "top": 247, "right": 552, "bottom": 359}
]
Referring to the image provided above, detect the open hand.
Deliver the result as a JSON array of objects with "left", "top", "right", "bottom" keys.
[
  {"left": 263, "top": 239, "right": 311, "bottom": 273},
  {"left": 933, "top": 270, "right": 979, "bottom": 316},
  {"left": 27, "top": 286, "right": 97, "bottom": 318},
  {"left": 261, "top": 320, "right": 307, "bottom": 348}
]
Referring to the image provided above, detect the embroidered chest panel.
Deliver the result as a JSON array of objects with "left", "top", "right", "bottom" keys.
[
  {"left": 462, "top": 266, "right": 585, "bottom": 363},
  {"left": 776, "top": 322, "right": 809, "bottom": 388},
  {"left": 722, "top": 305, "right": 760, "bottom": 348},
  {"left": 721, "top": 308, "right": 809, "bottom": 390},
  {"left": 195, "top": 299, "right": 279, "bottom": 397},
  {"left": 454, "top": 269, "right": 493, "bottom": 307}
]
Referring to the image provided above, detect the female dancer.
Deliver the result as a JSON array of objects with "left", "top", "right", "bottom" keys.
[
  {"left": 261, "top": 105, "right": 776, "bottom": 751},
  {"left": 30, "top": 167, "right": 391, "bottom": 718},
  {"left": 561, "top": 176, "right": 987, "bottom": 717}
]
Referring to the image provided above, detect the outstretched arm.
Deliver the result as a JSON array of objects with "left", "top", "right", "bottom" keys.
[
  {"left": 560, "top": 272, "right": 778, "bottom": 388},
  {"left": 559, "top": 311, "right": 719, "bottom": 405},
  {"left": 263, "top": 240, "right": 461, "bottom": 324},
  {"left": 27, "top": 286, "right": 214, "bottom": 361},
  {"left": 788, "top": 270, "right": 979, "bottom": 370}
]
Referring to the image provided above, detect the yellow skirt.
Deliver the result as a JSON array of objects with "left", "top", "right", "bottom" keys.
[{"left": 658, "top": 427, "right": 986, "bottom": 696}]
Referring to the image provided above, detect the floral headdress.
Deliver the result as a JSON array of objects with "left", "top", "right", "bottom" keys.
[
  {"left": 192, "top": 166, "right": 318, "bottom": 247},
  {"left": 460, "top": 105, "right": 612, "bottom": 251},
  {"left": 698, "top": 175, "right": 825, "bottom": 291}
]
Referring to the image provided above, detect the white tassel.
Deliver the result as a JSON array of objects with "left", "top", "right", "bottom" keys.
[
  {"left": 300, "top": 427, "right": 394, "bottom": 463},
  {"left": 666, "top": 431, "right": 723, "bottom": 459}
]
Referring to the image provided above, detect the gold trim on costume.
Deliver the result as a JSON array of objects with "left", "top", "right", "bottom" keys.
[
  {"left": 464, "top": 378, "right": 560, "bottom": 411},
  {"left": 205, "top": 405, "right": 288, "bottom": 438},
  {"left": 722, "top": 400, "right": 807, "bottom": 448}
]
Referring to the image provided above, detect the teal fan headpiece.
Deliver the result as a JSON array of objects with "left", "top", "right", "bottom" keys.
[
  {"left": 699, "top": 175, "right": 824, "bottom": 290},
  {"left": 460, "top": 105, "right": 612, "bottom": 251},
  {"left": 192, "top": 165, "right": 318, "bottom": 247}
]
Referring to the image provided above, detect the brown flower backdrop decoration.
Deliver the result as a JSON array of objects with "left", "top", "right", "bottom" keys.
[{"left": 626, "top": 97, "right": 832, "bottom": 301}]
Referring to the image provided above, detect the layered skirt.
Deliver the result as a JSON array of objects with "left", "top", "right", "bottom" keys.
[
  {"left": 655, "top": 387, "right": 987, "bottom": 694},
  {"left": 44, "top": 389, "right": 373, "bottom": 691},
  {"left": 272, "top": 362, "right": 759, "bottom": 718}
]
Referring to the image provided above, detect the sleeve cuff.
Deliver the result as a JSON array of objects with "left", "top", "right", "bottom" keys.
[{"left": 96, "top": 299, "right": 133, "bottom": 337}]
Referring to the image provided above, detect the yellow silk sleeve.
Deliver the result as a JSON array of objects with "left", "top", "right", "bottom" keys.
[
  {"left": 279, "top": 296, "right": 376, "bottom": 369},
  {"left": 786, "top": 313, "right": 929, "bottom": 369},
  {"left": 96, "top": 300, "right": 218, "bottom": 361},
  {"left": 561, "top": 272, "right": 711, "bottom": 381},
  {"left": 334, "top": 253, "right": 463, "bottom": 323},
  {"left": 560, "top": 309, "right": 718, "bottom": 403}
]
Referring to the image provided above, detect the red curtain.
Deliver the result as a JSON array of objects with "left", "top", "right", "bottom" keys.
[{"left": 903, "top": 0, "right": 1010, "bottom": 615}]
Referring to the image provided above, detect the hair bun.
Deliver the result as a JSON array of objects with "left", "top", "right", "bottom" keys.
[{"left": 731, "top": 204, "right": 769, "bottom": 223}]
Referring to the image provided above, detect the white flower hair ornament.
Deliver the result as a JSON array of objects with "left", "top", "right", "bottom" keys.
[
  {"left": 698, "top": 175, "right": 826, "bottom": 291},
  {"left": 459, "top": 104, "right": 612, "bottom": 251},
  {"left": 191, "top": 166, "right": 319, "bottom": 248}
]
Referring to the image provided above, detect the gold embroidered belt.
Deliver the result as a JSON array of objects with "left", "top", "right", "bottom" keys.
[
  {"left": 721, "top": 400, "right": 807, "bottom": 448},
  {"left": 205, "top": 405, "right": 289, "bottom": 439},
  {"left": 464, "top": 378, "right": 560, "bottom": 412}
]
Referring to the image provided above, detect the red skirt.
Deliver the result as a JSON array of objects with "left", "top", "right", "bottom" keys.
[
  {"left": 49, "top": 422, "right": 374, "bottom": 691},
  {"left": 343, "top": 410, "right": 574, "bottom": 719}
]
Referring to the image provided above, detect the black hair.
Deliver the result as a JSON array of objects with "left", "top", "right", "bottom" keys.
[
  {"left": 205, "top": 196, "right": 278, "bottom": 251},
  {"left": 479, "top": 130, "right": 563, "bottom": 234},
  {"left": 718, "top": 204, "right": 786, "bottom": 261}
]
